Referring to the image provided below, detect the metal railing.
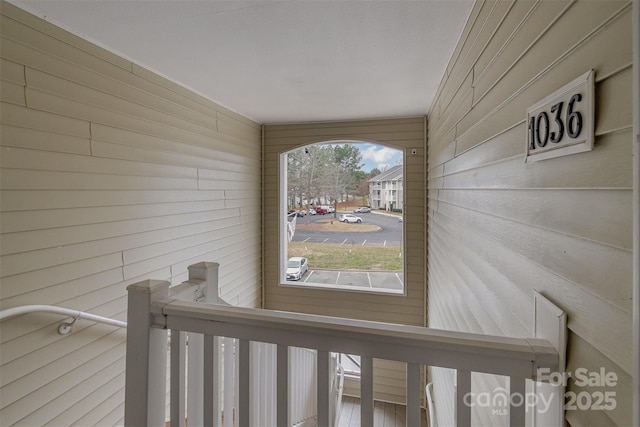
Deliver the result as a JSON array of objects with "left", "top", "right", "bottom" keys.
[{"left": 0, "top": 304, "right": 126, "bottom": 334}]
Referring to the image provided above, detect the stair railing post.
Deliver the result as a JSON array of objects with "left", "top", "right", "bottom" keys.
[
  {"left": 189, "top": 261, "right": 220, "bottom": 303},
  {"left": 124, "top": 279, "right": 170, "bottom": 427},
  {"left": 186, "top": 262, "right": 220, "bottom": 426}
]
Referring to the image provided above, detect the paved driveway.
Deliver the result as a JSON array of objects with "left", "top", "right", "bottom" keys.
[{"left": 292, "top": 211, "right": 403, "bottom": 246}]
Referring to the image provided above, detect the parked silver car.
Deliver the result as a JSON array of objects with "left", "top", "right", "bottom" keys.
[{"left": 353, "top": 206, "right": 371, "bottom": 213}]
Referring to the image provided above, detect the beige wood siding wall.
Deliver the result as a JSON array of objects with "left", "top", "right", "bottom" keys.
[
  {"left": 263, "top": 117, "right": 426, "bottom": 404},
  {"left": 0, "top": 2, "right": 262, "bottom": 425},
  {"left": 427, "top": 1, "right": 633, "bottom": 426}
]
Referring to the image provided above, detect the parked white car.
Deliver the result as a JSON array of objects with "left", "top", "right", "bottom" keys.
[
  {"left": 339, "top": 214, "right": 362, "bottom": 223},
  {"left": 286, "top": 257, "right": 308, "bottom": 281}
]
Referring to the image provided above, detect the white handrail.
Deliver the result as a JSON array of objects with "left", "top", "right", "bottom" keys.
[{"left": 0, "top": 304, "right": 126, "bottom": 334}]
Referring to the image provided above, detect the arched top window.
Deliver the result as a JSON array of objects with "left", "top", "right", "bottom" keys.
[{"left": 279, "top": 141, "right": 405, "bottom": 294}]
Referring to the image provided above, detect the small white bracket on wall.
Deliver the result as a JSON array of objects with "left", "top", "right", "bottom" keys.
[{"left": 533, "top": 290, "right": 567, "bottom": 427}]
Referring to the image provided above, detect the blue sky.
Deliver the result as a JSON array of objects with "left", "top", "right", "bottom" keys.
[{"left": 357, "top": 143, "right": 403, "bottom": 172}]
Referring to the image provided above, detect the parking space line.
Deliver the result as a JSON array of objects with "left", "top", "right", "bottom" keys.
[
  {"left": 366, "top": 272, "right": 372, "bottom": 288},
  {"left": 342, "top": 239, "right": 348, "bottom": 244},
  {"left": 322, "top": 238, "right": 328, "bottom": 243},
  {"left": 303, "top": 237, "right": 310, "bottom": 242},
  {"left": 336, "top": 271, "right": 341, "bottom": 285},
  {"left": 383, "top": 240, "right": 387, "bottom": 246},
  {"left": 395, "top": 273, "right": 403, "bottom": 286},
  {"left": 305, "top": 271, "right": 314, "bottom": 282},
  {"left": 361, "top": 240, "right": 366, "bottom": 246}
]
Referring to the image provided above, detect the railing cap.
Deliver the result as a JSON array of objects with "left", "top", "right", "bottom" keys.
[{"left": 127, "top": 279, "right": 170, "bottom": 294}]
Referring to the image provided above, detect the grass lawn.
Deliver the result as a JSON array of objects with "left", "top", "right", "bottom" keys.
[{"left": 288, "top": 242, "right": 403, "bottom": 270}]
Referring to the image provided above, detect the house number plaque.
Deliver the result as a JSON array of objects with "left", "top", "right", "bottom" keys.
[{"left": 526, "top": 70, "right": 594, "bottom": 162}]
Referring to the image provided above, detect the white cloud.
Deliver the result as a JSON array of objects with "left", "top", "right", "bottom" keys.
[{"left": 361, "top": 146, "right": 398, "bottom": 169}]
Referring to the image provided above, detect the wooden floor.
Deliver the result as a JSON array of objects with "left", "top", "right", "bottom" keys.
[{"left": 337, "top": 396, "right": 429, "bottom": 427}]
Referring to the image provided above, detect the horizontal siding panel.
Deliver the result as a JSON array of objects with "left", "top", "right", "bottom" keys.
[
  {"left": 1, "top": 124, "right": 91, "bottom": 155},
  {"left": 0, "top": 199, "right": 226, "bottom": 233},
  {"left": 91, "top": 139, "right": 258, "bottom": 175},
  {"left": 1, "top": 338, "right": 125, "bottom": 425},
  {"left": 46, "top": 371, "right": 124, "bottom": 427},
  {"left": 470, "top": 0, "right": 573, "bottom": 104},
  {"left": 431, "top": 210, "right": 632, "bottom": 374},
  {"left": 473, "top": 1, "right": 626, "bottom": 105},
  {"left": 426, "top": 138, "right": 455, "bottom": 172},
  {"left": 437, "top": 200, "right": 632, "bottom": 313},
  {"left": 0, "top": 268, "right": 123, "bottom": 312},
  {"left": 197, "top": 177, "right": 258, "bottom": 191},
  {"left": 471, "top": 0, "right": 537, "bottom": 86},
  {"left": 457, "top": 5, "right": 632, "bottom": 154},
  {"left": 122, "top": 220, "right": 248, "bottom": 265},
  {"left": 25, "top": 67, "right": 217, "bottom": 139},
  {"left": 430, "top": 223, "right": 536, "bottom": 336},
  {"left": 24, "top": 67, "right": 227, "bottom": 138},
  {"left": 90, "top": 123, "right": 257, "bottom": 166},
  {"left": 0, "top": 168, "right": 198, "bottom": 191},
  {"left": 0, "top": 209, "right": 240, "bottom": 256},
  {"left": 436, "top": 0, "right": 496, "bottom": 114},
  {"left": 0, "top": 57, "right": 25, "bottom": 84},
  {"left": 443, "top": 131, "right": 632, "bottom": 190},
  {"left": 0, "top": 13, "right": 131, "bottom": 77},
  {"left": 436, "top": 188, "right": 632, "bottom": 250},
  {"left": 0, "top": 79, "right": 25, "bottom": 105},
  {"left": 216, "top": 109, "right": 262, "bottom": 141},
  {"left": 0, "top": 146, "right": 197, "bottom": 179},
  {"left": 131, "top": 63, "right": 258, "bottom": 128},
  {"left": 0, "top": 101, "right": 90, "bottom": 137},
  {"left": 123, "top": 226, "right": 257, "bottom": 280},
  {"left": 0, "top": 189, "right": 223, "bottom": 211},
  {"left": 595, "top": 66, "right": 633, "bottom": 135},
  {"left": 0, "top": 253, "right": 123, "bottom": 299},
  {"left": 25, "top": 87, "right": 252, "bottom": 156},
  {"left": 429, "top": 67, "right": 473, "bottom": 144},
  {"left": 1, "top": 217, "right": 240, "bottom": 279},
  {"left": 565, "top": 332, "right": 632, "bottom": 427},
  {"left": 1, "top": 302, "right": 125, "bottom": 383},
  {"left": 442, "top": 123, "right": 523, "bottom": 176}
]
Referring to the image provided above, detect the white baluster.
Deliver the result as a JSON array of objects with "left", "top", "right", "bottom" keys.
[
  {"left": 204, "top": 335, "right": 220, "bottom": 427},
  {"left": 224, "top": 337, "right": 234, "bottom": 426},
  {"left": 360, "top": 356, "right": 374, "bottom": 427},
  {"left": 317, "top": 350, "right": 330, "bottom": 427},
  {"left": 187, "top": 332, "right": 204, "bottom": 427},
  {"left": 170, "top": 330, "right": 186, "bottom": 427},
  {"left": 406, "top": 363, "right": 421, "bottom": 427},
  {"left": 238, "top": 339, "right": 250, "bottom": 427},
  {"left": 510, "top": 376, "right": 526, "bottom": 427},
  {"left": 456, "top": 369, "right": 471, "bottom": 427},
  {"left": 277, "top": 344, "right": 290, "bottom": 427}
]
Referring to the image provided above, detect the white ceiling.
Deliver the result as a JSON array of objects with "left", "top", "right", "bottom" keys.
[{"left": 10, "top": 0, "right": 473, "bottom": 124}]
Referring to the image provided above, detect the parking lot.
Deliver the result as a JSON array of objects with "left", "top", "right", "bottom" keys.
[
  {"left": 298, "top": 269, "right": 404, "bottom": 292},
  {"left": 288, "top": 211, "right": 404, "bottom": 292}
]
